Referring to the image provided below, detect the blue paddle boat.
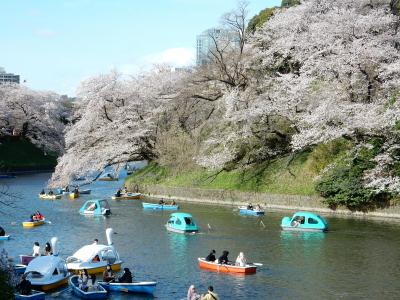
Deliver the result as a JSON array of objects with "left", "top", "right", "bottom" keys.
[
  {"left": 143, "top": 202, "right": 179, "bottom": 210},
  {"left": 0, "top": 234, "right": 10, "bottom": 240},
  {"left": 70, "top": 275, "right": 108, "bottom": 299},
  {"left": 238, "top": 205, "right": 265, "bottom": 216},
  {"left": 14, "top": 264, "right": 27, "bottom": 274},
  {"left": 98, "top": 281, "right": 157, "bottom": 295},
  {"left": 79, "top": 199, "right": 111, "bottom": 216},
  {"left": 165, "top": 213, "right": 199, "bottom": 234},
  {"left": 281, "top": 212, "right": 328, "bottom": 232},
  {"left": 15, "top": 290, "right": 45, "bottom": 300}
]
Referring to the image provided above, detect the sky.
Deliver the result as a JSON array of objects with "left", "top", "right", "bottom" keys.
[{"left": 0, "top": 0, "right": 281, "bottom": 96}]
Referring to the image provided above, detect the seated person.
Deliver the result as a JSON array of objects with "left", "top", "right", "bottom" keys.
[
  {"left": 171, "top": 200, "right": 176, "bottom": 205},
  {"left": 29, "top": 214, "right": 35, "bottom": 222},
  {"left": 159, "top": 199, "right": 165, "bottom": 205},
  {"left": 102, "top": 265, "right": 115, "bottom": 282},
  {"left": 88, "top": 203, "right": 97, "bottom": 211},
  {"left": 122, "top": 186, "right": 128, "bottom": 194},
  {"left": 0, "top": 226, "right": 5, "bottom": 236},
  {"left": 32, "top": 242, "right": 40, "bottom": 256},
  {"left": 64, "top": 185, "right": 69, "bottom": 192},
  {"left": 92, "top": 255, "right": 100, "bottom": 262},
  {"left": 235, "top": 252, "right": 247, "bottom": 267},
  {"left": 16, "top": 274, "right": 31, "bottom": 295},
  {"left": 218, "top": 250, "right": 229, "bottom": 264},
  {"left": 44, "top": 242, "right": 52, "bottom": 256},
  {"left": 115, "top": 189, "right": 122, "bottom": 197},
  {"left": 87, "top": 274, "right": 98, "bottom": 291},
  {"left": 205, "top": 250, "right": 216, "bottom": 262},
  {"left": 291, "top": 217, "right": 301, "bottom": 227},
  {"left": 48, "top": 190, "right": 54, "bottom": 195},
  {"left": 256, "top": 204, "right": 261, "bottom": 210},
  {"left": 118, "top": 267, "right": 133, "bottom": 283},
  {"left": 247, "top": 203, "right": 253, "bottom": 210},
  {"left": 40, "top": 189, "right": 45, "bottom": 195},
  {"left": 78, "top": 269, "right": 89, "bottom": 291}
]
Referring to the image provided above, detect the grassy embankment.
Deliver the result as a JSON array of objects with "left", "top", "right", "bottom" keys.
[
  {"left": 0, "top": 136, "right": 57, "bottom": 172},
  {"left": 126, "top": 140, "right": 351, "bottom": 196}
]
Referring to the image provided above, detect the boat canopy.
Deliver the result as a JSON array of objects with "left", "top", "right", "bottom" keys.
[
  {"left": 67, "top": 244, "right": 119, "bottom": 264},
  {"left": 25, "top": 256, "right": 68, "bottom": 281}
]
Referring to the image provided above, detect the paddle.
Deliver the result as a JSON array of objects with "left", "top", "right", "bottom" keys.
[{"left": 251, "top": 263, "right": 263, "bottom": 266}]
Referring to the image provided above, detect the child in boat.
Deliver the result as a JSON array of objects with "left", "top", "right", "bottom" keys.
[
  {"left": 205, "top": 250, "right": 216, "bottom": 262},
  {"left": 16, "top": 274, "right": 32, "bottom": 295},
  {"left": 218, "top": 250, "right": 229, "bottom": 264},
  {"left": 32, "top": 242, "right": 40, "bottom": 256},
  {"left": 118, "top": 267, "right": 133, "bottom": 283},
  {"left": 187, "top": 285, "right": 201, "bottom": 300},
  {"left": 235, "top": 252, "right": 247, "bottom": 267},
  {"left": 103, "top": 265, "right": 115, "bottom": 282},
  {"left": 44, "top": 242, "right": 52, "bottom": 256},
  {"left": 78, "top": 269, "right": 89, "bottom": 291}
]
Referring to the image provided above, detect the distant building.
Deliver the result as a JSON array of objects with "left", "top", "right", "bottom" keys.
[
  {"left": 0, "top": 67, "right": 20, "bottom": 84},
  {"left": 196, "top": 28, "right": 240, "bottom": 66}
]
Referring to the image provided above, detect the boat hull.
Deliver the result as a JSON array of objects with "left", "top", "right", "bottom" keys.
[
  {"left": 198, "top": 258, "right": 257, "bottom": 274},
  {"left": 143, "top": 202, "right": 179, "bottom": 210},
  {"left": 80, "top": 189, "right": 91, "bottom": 194},
  {"left": 68, "top": 262, "right": 122, "bottom": 275},
  {"left": 70, "top": 276, "right": 108, "bottom": 299},
  {"left": 69, "top": 192, "right": 80, "bottom": 199},
  {"left": 31, "top": 277, "right": 69, "bottom": 292},
  {"left": 14, "top": 264, "right": 27, "bottom": 274},
  {"left": 98, "top": 281, "right": 157, "bottom": 294},
  {"left": 281, "top": 226, "right": 326, "bottom": 232},
  {"left": 38, "top": 194, "right": 62, "bottom": 200},
  {"left": 22, "top": 220, "right": 45, "bottom": 228},
  {"left": 239, "top": 209, "right": 265, "bottom": 216},
  {"left": 165, "top": 225, "right": 198, "bottom": 234},
  {"left": 0, "top": 235, "right": 10, "bottom": 240},
  {"left": 15, "top": 290, "right": 45, "bottom": 300},
  {"left": 112, "top": 193, "right": 141, "bottom": 200}
]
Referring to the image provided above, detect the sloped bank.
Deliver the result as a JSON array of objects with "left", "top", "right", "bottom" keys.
[{"left": 130, "top": 184, "right": 400, "bottom": 219}]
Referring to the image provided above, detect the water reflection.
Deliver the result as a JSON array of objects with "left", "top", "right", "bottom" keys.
[{"left": 280, "top": 230, "right": 326, "bottom": 242}]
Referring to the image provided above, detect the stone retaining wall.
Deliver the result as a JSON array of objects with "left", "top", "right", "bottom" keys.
[{"left": 128, "top": 183, "right": 400, "bottom": 219}]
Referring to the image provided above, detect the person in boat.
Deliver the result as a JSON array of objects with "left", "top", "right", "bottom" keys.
[
  {"left": 92, "top": 255, "right": 100, "bottom": 262},
  {"left": 0, "top": 226, "right": 5, "bottom": 236},
  {"left": 44, "top": 242, "right": 52, "bottom": 256},
  {"left": 159, "top": 198, "right": 165, "bottom": 205},
  {"left": 64, "top": 185, "right": 69, "bottom": 192},
  {"left": 103, "top": 264, "right": 115, "bottom": 282},
  {"left": 201, "top": 286, "right": 219, "bottom": 300},
  {"left": 48, "top": 190, "right": 54, "bottom": 195},
  {"left": 29, "top": 214, "right": 35, "bottom": 222},
  {"left": 170, "top": 200, "right": 176, "bottom": 205},
  {"left": 256, "top": 204, "right": 261, "bottom": 210},
  {"left": 205, "top": 250, "right": 216, "bottom": 262},
  {"left": 122, "top": 186, "right": 128, "bottom": 194},
  {"left": 87, "top": 274, "right": 98, "bottom": 291},
  {"left": 32, "top": 242, "right": 40, "bottom": 256},
  {"left": 87, "top": 202, "right": 97, "bottom": 211},
  {"left": 78, "top": 269, "right": 89, "bottom": 291},
  {"left": 218, "top": 250, "right": 229, "bottom": 264},
  {"left": 16, "top": 274, "right": 32, "bottom": 296},
  {"left": 115, "top": 188, "right": 122, "bottom": 197},
  {"left": 35, "top": 210, "right": 43, "bottom": 220},
  {"left": 118, "top": 267, "right": 133, "bottom": 283},
  {"left": 187, "top": 284, "right": 201, "bottom": 300},
  {"left": 40, "top": 189, "right": 45, "bottom": 195},
  {"left": 92, "top": 238, "right": 99, "bottom": 245},
  {"left": 247, "top": 203, "right": 253, "bottom": 210},
  {"left": 235, "top": 252, "right": 247, "bottom": 267}
]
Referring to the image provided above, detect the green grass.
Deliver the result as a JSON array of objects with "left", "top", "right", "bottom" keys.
[
  {"left": 127, "top": 139, "right": 352, "bottom": 196},
  {"left": 0, "top": 136, "right": 57, "bottom": 171}
]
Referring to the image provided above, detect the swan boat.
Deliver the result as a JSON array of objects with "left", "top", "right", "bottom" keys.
[{"left": 66, "top": 228, "right": 122, "bottom": 274}]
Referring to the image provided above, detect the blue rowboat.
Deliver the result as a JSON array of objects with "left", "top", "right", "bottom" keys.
[
  {"left": 80, "top": 189, "right": 91, "bottom": 194},
  {"left": 238, "top": 206, "right": 265, "bottom": 216},
  {"left": 142, "top": 202, "right": 179, "bottom": 210},
  {"left": 70, "top": 275, "right": 108, "bottom": 299},
  {"left": 281, "top": 211, "right": 328, "bottom": 232},
  {"left": 98, "top": 281, "right": 157, "bottom": 294},
  {"left": 0, "top": 235, "right": 10, "bottom": 240},
  {"left": 14, "top": 264, "right": 27, "bottom": 274},
  {"left": 15, "top": 290, "right": 45, "bottom": 300}
]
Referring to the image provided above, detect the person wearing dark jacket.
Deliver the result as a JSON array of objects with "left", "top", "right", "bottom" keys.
[
  {"left": 16, "top": 274, "right": 32, "bottom": 295},
  {"left": 118, "top": 268, "right": 133, "bottom": 283},
  {"left": 205, "top": 250, "right": 216, "bottom": 262},
  {"left": 218, "top": 250, "right": 229, "bottom": 264},
  {"left": 0, "top": 226, "right": 5, "bottom": 236}
]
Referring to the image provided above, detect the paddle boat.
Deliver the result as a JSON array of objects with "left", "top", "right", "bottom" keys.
[
  {"left": 0, "top": 234, "right": 10, "bottom": 240},
  {"left": 38, "top": 193, "right": 62, "bottom": 200},
  {"left": 14, "top": 264, "right": 27, "bottom": 274},
  {"left": 111, "top": 192, "right": 141, "bottom": 200},
  {"left": 66, "top": 228, "right": 122, "bottom": 274},
  {"left": 165, "top": 213, "right": 199, "bottom": 234},
  {"left": 80, "top": 189, "right": 91, "bottom": 194},
  {"left": 143, "top": 202, "right": 179, "bottom": 210},
  {"left": 70, "top": 275, "right": 108, "bottom": 299},
  {"left": 238, "top": 205, "right": 265, "bottom": 216},
  {"left": 20, "top": 255, "right": 37, "bottom": 265},
  {"left": 22, "top": 219, "right": 45, "bottom": 228},
  {"left": 281, "top": 211, "right": 328, "bottom": 232},
  {"left": 98, "top": 173, "right": 118, "bottom": 181},
  {"left": 79, "top": 199, "right": 111, "bottom": 216},
  {"left": 15, "top": 290, "right": 46, "bottom": 300},
  {"left": 69, "top": 191, "right": 80, "bottom": 199},
  {"left": 24, "top": 250, "right": 69, "bottom": 291},
  {"left": 198, "top": 258, "right": 257, "bottom": 274},
  {"left": 98, "top": 281, "right": 157, "bottom": 295}
]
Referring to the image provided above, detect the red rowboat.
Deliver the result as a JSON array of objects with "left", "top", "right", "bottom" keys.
[{"left": 198, "top": 258, "right": 257, "bottom": 274}]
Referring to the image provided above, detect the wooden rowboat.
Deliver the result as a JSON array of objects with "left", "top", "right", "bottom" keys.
[
  {"left": 112, "top": 193, "right": 141, "bottom": 200},
  {"left": 98, "top": 281, "right": 157, "bottom": 294},
  {"left": 38, "top": 194, "right": 62, "bottom": 200},
  {"left": 198, "top": 257, "right": 257, "bottom": 274},
  {"left": 22, "top": 220, "right": 45, "bottom": 228},
  {"left": 70, "top": 275, "right": 108, "bottom": 299},
  {"left": 15, "top": 290, "right": 45, "bottom": 300}
]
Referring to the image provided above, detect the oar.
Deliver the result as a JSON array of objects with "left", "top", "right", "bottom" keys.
[{"left": 251, "top": 262, "right": 263, "bottom": 266}]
